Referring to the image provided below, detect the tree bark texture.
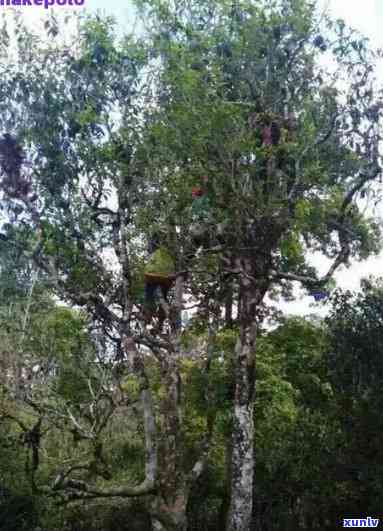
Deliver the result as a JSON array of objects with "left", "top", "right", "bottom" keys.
[
  {"left": 227, "top": 266, "right": 260, "bottom": 531},
  {"left": 149, "top": 325, "right": 188, "bottom": 531},
  {"left": 226, "top": 333, "right": 255, "bottom": 531}
]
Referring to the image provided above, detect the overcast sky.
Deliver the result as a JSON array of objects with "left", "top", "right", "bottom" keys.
[{"left": 4, "top": 0, "right": 383, "bottom": 316}]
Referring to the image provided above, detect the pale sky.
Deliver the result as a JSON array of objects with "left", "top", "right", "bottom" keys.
[{"left": 3, "top": 0, "right": 383, "bottom": 316}]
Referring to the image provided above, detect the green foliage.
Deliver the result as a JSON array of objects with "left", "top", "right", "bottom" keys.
[
  {"left": 0, "top": 493, "right": 39, "bottom": 531},
  {"left": 55, "top": 367, "right": 91, "bottom": 404},
  {"left": 61, "top": 501, "right": 151, "bottom": 531},
  {"left": 29, "top": 306, "right": 90, "bottom": 361},
  {"left": 144, "top": 247, "right": 175, "bottom": 277},
  {"left": 253, "top": 317, "right": 341, "bottom": 528}
]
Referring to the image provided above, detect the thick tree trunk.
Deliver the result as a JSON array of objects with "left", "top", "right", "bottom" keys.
[
  {"left": 150, "top": 276, "right": 213, "bottom": 530},
  {"left": 226, "top": 332, "right": 255, "bottom": 530},
  {"left": 151, "top": 319, "right": 188, "bottom": 531},
  {"left": 227, "top": 264, "right": 259, "bottom": 530}
]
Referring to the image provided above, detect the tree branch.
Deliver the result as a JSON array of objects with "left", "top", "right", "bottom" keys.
[
  {"left": 270, "top": 242, "right": 349, "bottom": 287},
  {"left": 53, "top": 477, "right": 156, "bottom": 498},
  {"left": 53, "top": 336, "right": 158, "bottom": 500},
  {"left": 187, "top": 327, "right": 217, "bottom": 490},
  {"left": 341, "top": 166, "right": 381, "bottom": 216}
]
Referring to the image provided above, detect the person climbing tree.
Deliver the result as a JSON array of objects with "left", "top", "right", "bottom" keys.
[
  {"left": 248, "top": 111, "right": 297, "bottom": 201},
  {"left": 143, "top": 234, "right": 176, "bottom": 329}
]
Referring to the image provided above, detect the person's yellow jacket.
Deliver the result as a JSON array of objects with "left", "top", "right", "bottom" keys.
[{"left": 144, "top": 247, "right": 175, "bottom": 284}]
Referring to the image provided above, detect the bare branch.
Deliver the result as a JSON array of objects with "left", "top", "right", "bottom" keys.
[
  {"left": 54, "top": 476, "right": 156, "bottom": 498},
  {"left": 53, "top": 336, "right": 158, "bottom": 500},
  {"left": 65, "top": 407, "right": 93, "bottom": 440},
  {"left": 270, "top": 243, "right": 349, "bottom": 287},
  {"left": 341, "top": 166, "right": 381, "bottom": 216},
  {"left": 187, "top": 328, "right": 217, "bottom": 490}
]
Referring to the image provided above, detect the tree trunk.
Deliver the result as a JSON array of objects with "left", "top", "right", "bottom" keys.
[
  {"left": 151, "top": 493, "right": 188, "bottom": 531},
  {"left": 227, "top": 270, "right": 258, "bottom": 530},
  {"left": 225, "top": 283, "right": 233, "bottom": 328},
  {"left": 226, "top": 334, "right": 255, "bottom": 530},
  {"left": 151, "top": 328, "right": 188, "bottom": 531},
  {"left": 149, "top": 273, "right": 212, "bottom": 530}
]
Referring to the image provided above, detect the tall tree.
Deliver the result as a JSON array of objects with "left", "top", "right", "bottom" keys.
[
  {"left": 0, "top": 12, "right": 218, "bottom": 530},
  {"left": 132, "top": 0, "right": 383, "bottom": 528}
]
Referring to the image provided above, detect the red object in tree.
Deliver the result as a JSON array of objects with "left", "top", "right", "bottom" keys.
[
  {"left": 192, "top": 186, "right": 204, "bottom": 198},
  {"left": 262, "top": 126, "right": 272, "bottom": 146}
]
